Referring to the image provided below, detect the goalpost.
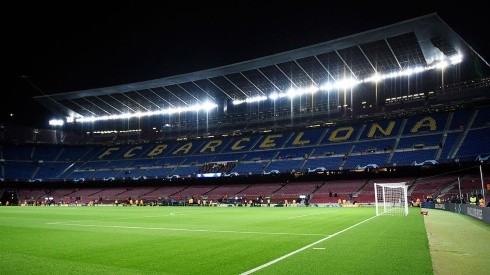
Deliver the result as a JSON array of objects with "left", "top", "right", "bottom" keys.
[{"left": 374, "top": 182, "right": 409, "bottom": 216}]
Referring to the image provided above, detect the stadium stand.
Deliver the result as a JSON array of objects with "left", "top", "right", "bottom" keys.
[{"left": 1, "top": 13, "right": 489, "bottom": 207}]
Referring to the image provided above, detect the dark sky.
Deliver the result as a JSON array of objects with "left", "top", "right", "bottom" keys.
[{"left": 4, "top": 2, "right": 489, "bottom": 129}]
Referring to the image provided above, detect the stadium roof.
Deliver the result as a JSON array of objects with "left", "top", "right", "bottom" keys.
[{"left": 33, "top": 13, "right": 489, "bottom": 124}]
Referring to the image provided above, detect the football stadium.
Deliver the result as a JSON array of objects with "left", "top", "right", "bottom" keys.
[{"left": 1, "top": 13, "right": 489, "bottom": 274}]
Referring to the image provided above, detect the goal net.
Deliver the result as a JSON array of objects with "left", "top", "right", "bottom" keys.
[{"left": 374, "top": 182, "right": 409, "bottom": 216}]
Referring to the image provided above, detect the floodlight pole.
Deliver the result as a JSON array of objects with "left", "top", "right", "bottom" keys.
[
  {"left": 457, "top": 177, "right": 462, "bottom": 204},
  {"left": 480, "top": 164, "right": 485, "bottom": 202}
]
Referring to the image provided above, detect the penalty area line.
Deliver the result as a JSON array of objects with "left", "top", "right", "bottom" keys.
[
  {"left": 45, "top": 223, "right": 325, "bottom": 236},
  {"left": 287, "top": 209, "right": 341, "bottom": 219},
  {"left": 240, "top": 215, "right": 378, "bottom": 275}
]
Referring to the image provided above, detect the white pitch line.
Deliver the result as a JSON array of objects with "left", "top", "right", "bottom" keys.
[
  {"left": 169, "top": 210, "right": 234, "bottom": 216},
  {"left": 240, "top": 215, "right": 378, "bottom": 275},
  {"left": 46, "top": 223, "right": 326, "bottom": 236},
  {"left": 46, "top": 221, "right": 70, "bottom": 225},
  {"left": 47, "top": 215, "right": 163, "bottom": 224},
  {"left": 287, "top": 209, "right": 341, "bottom": 219},
  {"left": 47, "top": 211, "right": 228, "bottom": 224}
]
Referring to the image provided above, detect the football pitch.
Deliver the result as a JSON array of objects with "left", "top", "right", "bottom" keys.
[{"left": 0, "top": 205, "right": 485, "bottom": 274}]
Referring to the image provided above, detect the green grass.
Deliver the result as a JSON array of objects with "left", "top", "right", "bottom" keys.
[
  {"left": 0, "top": 206, "right": 436, "bottom": 274},
  {"left": 423, "top": 208, "right": 490, "bottom": 275}
]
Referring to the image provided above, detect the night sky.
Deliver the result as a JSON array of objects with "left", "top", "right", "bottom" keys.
[{"left": 4, "top": 2, "right": 489, "bottom": 129}]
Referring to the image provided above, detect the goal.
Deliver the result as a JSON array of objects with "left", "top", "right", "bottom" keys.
[{"left": 374, "top": 182, "right": 409, "bottom": 216}]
